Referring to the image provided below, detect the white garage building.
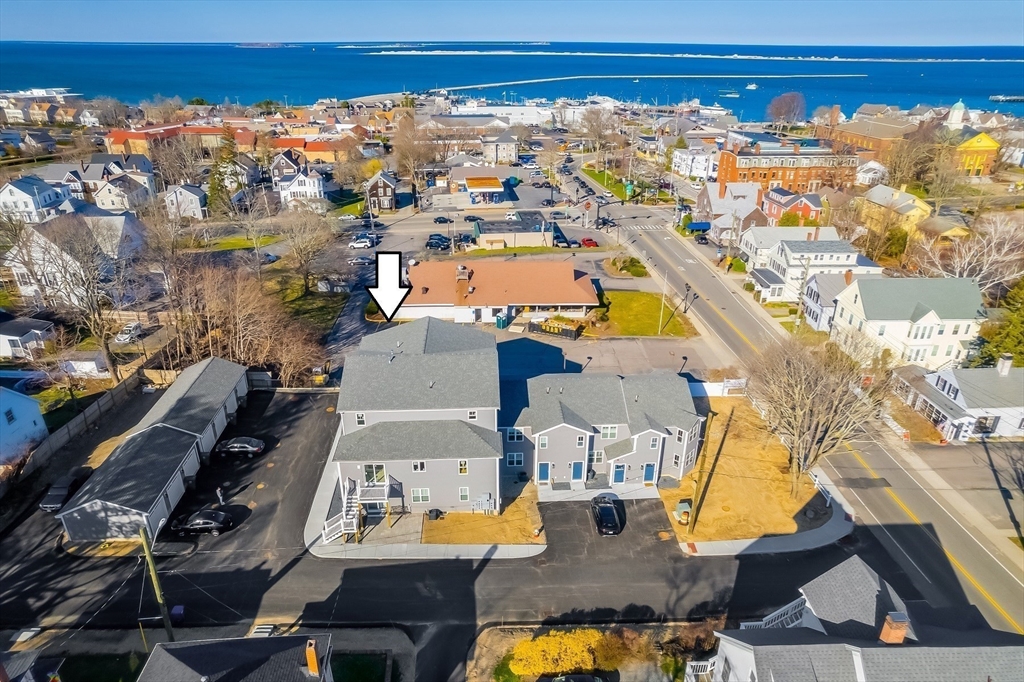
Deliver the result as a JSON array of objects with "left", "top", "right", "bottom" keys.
[{"left": 57, "top": 357, "right": 248, "bottom": 543}]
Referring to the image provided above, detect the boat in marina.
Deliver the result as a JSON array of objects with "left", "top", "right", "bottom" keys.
[
  {"left": 719, "top": 89, "right": 740, "bottom": 98},
  {"left": 745, "top": 83, "right": 758, "bottom": 90}
]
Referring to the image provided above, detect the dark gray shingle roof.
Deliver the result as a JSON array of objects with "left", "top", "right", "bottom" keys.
[
  {"left": 134, "top": 357, "right": 248, "bottom": 436},
  {"left": 333, "top": 420, "right": 502, "bottom": 462},
  {"left": 137, "top": 634, "right": 331, "bottom": 682},
  {"left": 337, "top": 318, "right": 500, "bottom": 412},
  {"left": 950, "top": 367, "right": 1024, "bottom": 409},
  {"left": 0, "top": 316, "right": 53, "bottom": 337},
  {"left": 59, "top": 425, "right": 199, "bottom": 514}
]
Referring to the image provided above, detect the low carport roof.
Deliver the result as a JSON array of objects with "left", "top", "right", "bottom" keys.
[
  {"left": 133, "top": 357, "right": 247, "bottom": 436},
  {"left": 751, "top": 268, "right": 785, "bottom": 288},
  {"left": 58, "top": 425, "right": 199, "bottom": 517}
]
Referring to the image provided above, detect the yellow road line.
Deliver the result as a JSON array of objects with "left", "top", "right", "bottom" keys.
[
  {"left": 846, "top": 443, "right": 1023, "bottom": 633},
  {"left": 642, "top": 235, "right": 759, "bottom": 354}
]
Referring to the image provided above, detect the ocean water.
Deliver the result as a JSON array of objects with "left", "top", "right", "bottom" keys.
[{"left": 1, "top": 41, "right": 1022, "bottom": 119}]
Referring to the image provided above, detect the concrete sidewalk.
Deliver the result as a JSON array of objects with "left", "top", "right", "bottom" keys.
[
  {"left": 308, "top": 540, "right": 546, "bottom": 560},
  {"left": 682, "top": 467, "right": 855, "bottom": 556}
]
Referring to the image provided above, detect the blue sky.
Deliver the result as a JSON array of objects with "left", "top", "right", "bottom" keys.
[{"left": 1, "top": 0, "right": 1022, "bottom": 45}]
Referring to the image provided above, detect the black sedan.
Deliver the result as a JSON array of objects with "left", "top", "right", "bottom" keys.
[
  {"left": 39, "top": 467, "right": 92, "bottom": 512},
  {"left": 433, "top": 216, "right": 452, "bottom": 224},
  {"left": 171, "top": 509, "right": 233, "bottom": 537},
  {"left": 463, "top": 215, "right": 481, "bottom": 222},
  {"left": 590, "top": 495, "right": 624, "bottom": 536},
  {"left": 425, "top": 239, "right": 449, "bottom": 250},
  {"left": 214, "top": 437, "right": 265, "bottom": 458},
  {"left": 695, "top": 234, "right": 709, "bottom": 245}
]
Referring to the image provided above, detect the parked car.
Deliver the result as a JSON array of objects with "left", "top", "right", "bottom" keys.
[
  {"left": 568, "top": 239, "right": 581, "bottom": 248},
  {"left": 362, "top": 219, "right": 384, "bottom": 229},
  {"left": 695, "top": 234, "right": 709, "bottom": 245},
  {"left": 564, "top": 156, "right": 574, "bottom": 163},
  {"left": 171, "top": 509, "right": 233, "bottom": 537},
  {"left": 360, "top": 212, "right": 379, "bottom": 220},
  {"left": 531, "top": 182, "right": 542, "bottom": 188},
  {"left": 509, "top": 161, "right": 523, "bottom": 167},
  {"left": 590, "top": 495, "right": 624, "bottom": 535},
  {"left": 114, "top": 322, "right": 142, "bottom": 344},
  {"left": 553, "top": 236, "right": 569, "bottom": 248},
  {"left": 425, "top": 239, "right": 448, "bottom": 250},
  {"left": 540, "top": 198, "right": 556, "bottom": 207},
  {"left": 525, "top": 163, "right": 540, "bottom": 170},
  {"left": 463, "top": 215, "right": 481, "bottom": 222},
  {"left": 348, "top": 238, "right": 373, "bottom": 249},
  {"left": 550, "top": 211, "right": 566, "bottom": 220},
  {"left": 529, "top": 170, "right": 544, "bottom": 177},
  {"left": 456, "top": 233, "right": 473, "bottom": 244},
  {"left": 602, "top": 190, "right": 614, "bottom": 198},
  {"left": 214, "top": 437, "right": 265, "bottom": 458},
  {"left": 595, "top": 196, "right": 609, "bottom": 206},
  {"left": 581, "top": 237, "right": 599, "bottom": 248},
  {"left": 540, "top": 181, "right": 552, "bottom": 188},
  {"left": 39, "top": 467, "right": 91, "bottom": 512},
  {"left": 338, "top": 214, "right": 358, "bottom": 221},
  {"left": 355, "top": 232, "right": 379, "bottom": 245},
  {"left": 347, "top": 256, "right": 374, "bottom": 266},
  {"left": 689, "top": 182, "right": 702, "bottom": 190},
  {"left": 433, "top": 216, "right": 452, "bottom": 224},
  {"left": 427, "top": 233, "right": 451, "bottom": 243},
  {"left": 257, "top": 251, "right": 280, "bottom": 265}
]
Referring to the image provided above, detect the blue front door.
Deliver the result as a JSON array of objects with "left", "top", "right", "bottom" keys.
[
  {"left": 613, "top": 464, "right": 625, "bottom": 484},
  {"left": 643, "top": 462, "right": 656, "bottom": 483},
  {"left": 571, "top": 461, "right": 584, "bottom": 481},
  {"left": 538, "top": 462, "right": 550, "bottom": 483}
]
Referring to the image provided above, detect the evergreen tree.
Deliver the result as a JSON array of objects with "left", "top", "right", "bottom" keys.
[
  {"left": 207, "top": 125, "right": 237, "bottom": 216},
  {"left": 973, "top": 279, "right": 1024, "bottom": 367}
]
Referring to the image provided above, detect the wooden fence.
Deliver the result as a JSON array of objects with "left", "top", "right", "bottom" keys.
[{"left": 0, "top": 372, "right": 141, "bottom": 500}]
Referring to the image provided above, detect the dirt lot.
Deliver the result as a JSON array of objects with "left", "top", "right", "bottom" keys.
[
  {"left": 887, "top": 399, "right": 944, "bottom": 443},
  {"left": 661, "top": 397, "right": 831, "bottom": 543},
  {"left": 421, "top": 482, "right": 545, "bottom": 544}
]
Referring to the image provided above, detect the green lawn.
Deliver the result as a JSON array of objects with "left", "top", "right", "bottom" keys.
[
  {"left": 331, "top": 653, "right": 396, "bottom": 682},
  {"left": 266, "top": 270, "right": 349, "bottom": 339},
  {"left": 203, "top": 234, "right": 282, "bottom": 252},
  {"left": 0, "top": 288, "right": 14, "bottom": 310},
  {"left": 58, "top": 653, "right": 146, "bottom": 682},
  {"left": 33, "top": 383, "right": 106, "bottom": 431},
  {"left": 780, "top": 320, "right": 830, "bottom": 343},
  {"left": 581, "top": 168, "right": 628, "bottom": 200},
  {"left": 593, "top": 290, "right": 698, "bottom": 338},
  {"left": 329, "top": 191, "right": 366, "bottom": 217}
]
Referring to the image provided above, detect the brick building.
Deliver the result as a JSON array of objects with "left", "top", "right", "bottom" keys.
[{"left": 717, "top": 139, "right": 858, "bottom": 193}]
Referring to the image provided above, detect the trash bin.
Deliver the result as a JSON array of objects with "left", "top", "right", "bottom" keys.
[
  {"left": 170, "top": 605, "right": 185, "bottom": 626},
  {"left": 428, "top": 509, "right": 443, "bottom": 521}
]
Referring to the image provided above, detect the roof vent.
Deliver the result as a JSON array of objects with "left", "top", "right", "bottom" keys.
[
  {"left": 546, "top": 387, "right": 550, "bottom": 394},
  {"left": 429, "top": 381, "right": 435, "bottom": 388},
  {"left": 559, "top": 387, "right": 563, "bottom": 394},
  {"left": 635, "top": 395, "right": 639, "bottom": 402},
  {"left": 421, "top": 286, "right": 429, "bottom": 294},
  {"left": 997, "top": 353, "right": 1013, "bottom": 377},
  {"left": 468, "top": 286, "right": 475, "bottom": 294}
]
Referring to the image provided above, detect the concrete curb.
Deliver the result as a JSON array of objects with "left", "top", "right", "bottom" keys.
[
  {"left": 308, "top": 541, "right": 547, "bottom": 560},
  {"left": 681, "top": 466, "right": 855, "bottom": 556}
]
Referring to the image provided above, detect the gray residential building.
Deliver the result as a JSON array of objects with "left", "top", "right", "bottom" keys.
[
  {"left": 137, "top": 635, "right": 334, "bottom": 682},
  {"left": 480, "top": 129, "right": 519, "bottom": 164},
  {"left": 686, "top": 555, "right": 1024, "bottom": 682}
]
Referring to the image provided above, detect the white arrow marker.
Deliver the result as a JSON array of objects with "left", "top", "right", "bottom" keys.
[{"left": 366, "top": 251, "right": 411, "bottom": 323}]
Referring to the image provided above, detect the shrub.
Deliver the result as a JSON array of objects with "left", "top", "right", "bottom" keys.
[
  {"left": 509, "top": 629, "right": 602, "bottom": 676},
  {"left": 493, "top": 653, "right": 520, "bottom": 682},
  {"left": 594, "top": 631, "right": 632, "bottom": 670},
  {"left": 365, "top": 299, "right": 380, "bottom": 316},
  {"left": 743, "top": 282, "right": 755, "bottom": 292},
  {"left": 729, "top": 258, "right": 746, "bottom": 273},
  {"left": 682, "top": 214, "right": 693, "bottom": 229}
]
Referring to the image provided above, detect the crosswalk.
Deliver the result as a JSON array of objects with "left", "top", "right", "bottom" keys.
[{"left": 619, "top": 224, "right": 667, "bottom": 231}]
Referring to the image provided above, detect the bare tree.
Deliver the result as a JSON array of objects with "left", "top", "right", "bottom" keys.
[
  {"left": 90, "top": 97, "right": 129, "bottom": 127},
  {"left": 766, "top": 92, "right": 806, "bottom": 130},
  {"left": 427, "top": 125, "right": 473, "bottom": 162},
  {"left": 509, "top": 123, "right": 533, "bottom": 149},
  {"left": 827, "top": 196, "right": 861, "bottom": 241},
  {"left": 579, "top": 107, "right": 617, "bottom": 167},
  {"left": 277, "top": 209, "right": 332, "bottom": 295},
  {"left": 883, "top": 137, "right": 929, "bottom": 189},
  {"left": 140, "top": 95, "right": 186, "bottom": 124},
  {"left": 232, "top": 192, "right": 276, "bottom": 280},
  {"left": 29, "top": 326, "right": 85, "bottom": 413},
  {"left": 915, "top": 213, "right": 1024, "bottom": 297},
  {"left": 747, "top": 337, "right": 892, "bottom": 495},
  {"left": 391, "top": 117, "right": 430, "bottom": 197},
  {"left": 0, "top": 214, "right": 54, "bottom": 309},
  {"left": 151, "top": 135, "right": 206, "bottom": 186}
]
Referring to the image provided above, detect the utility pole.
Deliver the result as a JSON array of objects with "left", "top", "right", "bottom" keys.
[
  {"left": 687, "top": 410, "right": 718, "bottom": 536},
  {"left": 139, "top": 526, "right": 175, "bottom": 643}
]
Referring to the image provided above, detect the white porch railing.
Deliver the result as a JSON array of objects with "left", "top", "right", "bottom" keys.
[
  {"left": 322, "top": 478, "right": 359, "bottom": 543},
  {"left": 739, "top": 596, "right": 806, "bottom": 630},
  {"left": 684, "top": 659, "right": 715, "bottom": 682}
]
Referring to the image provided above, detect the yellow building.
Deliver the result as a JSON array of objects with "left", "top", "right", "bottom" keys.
[
  {"left": 955, "top": 131, "right": 1000, "bottom": 177},
  {"left": 858, "top": 184, "right": 932, "bottom": 239}
]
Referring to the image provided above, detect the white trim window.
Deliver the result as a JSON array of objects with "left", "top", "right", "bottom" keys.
[
  {"left": 468, "top": 410, "right": 477, "bottom": 421},
  {"left": 413, "top": 461, "right": 426, "bottom": 472},
  {"left": 459, "top": 486, "right": 469, "bottom": 502},
  {"left": 673, "top": 453, "right": 681, "bottom": 468},
  {"left": 458, "top": 460, "right": 468, "bottom": 475},
  {"left": 650, "top": 436, "right": 659, "bottom": 449},
  {"left": 576, "top": 435, "right": 586, "bottom": 448},
  {"left": 538, "top": 435, "right": 548, "bottom": 449},
  {"left": 587, "top": 450, "right": 605, "bottom": 465},
  {"left": 676, "top": 429, "right": 684, "bottom": 444},
  {"left": 506, "top": 452, "right": 523, "bottom": 467},
  {"left": 600, "top": 425, "right": 618, "bottom": 440},
  {"left": 412, "top": 488, "right": 430, "bottom": 503},
  {"left": 507, "top": 428, "right": 524, "bottom": 442}
]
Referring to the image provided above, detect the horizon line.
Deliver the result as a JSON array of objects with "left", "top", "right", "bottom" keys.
[{"left": 1, "top": 39, "right": 1021, "bottom": 49}]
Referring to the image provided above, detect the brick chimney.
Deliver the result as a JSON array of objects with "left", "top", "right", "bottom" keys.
[
  {"left": 798, "top": 215, "right": 805, "bottom": 228},
  {"left": 879, "top": 612, "right": 909, "bottom": 645},
  {"left": 732, "top": 142, "right": 740, "bottom": 153},
  {"left": 813, "top": 226, "right": 820, "bottom": 241},
  {"left": 844, "top": 269, "right": 853, "bottom": 286},
  {"left": 756, "top": 187, "right": 764, "bottom": 207},
  {"left": 305, "top": 639, "right": 321, "bottom": 677},
  {"left": 754, "top": 143, "right": 762, "bottom": 154},
  {"left": 719, "top": 181, "right": 728, "bottom": 199},
  {"left": 793, "top": 143, "right": 800, "bottom": 155},
  {"left": 997, "top": 353, "right": 1013, "bottom": 377},
  {"left": 806, "top": 231, "right": 812, "bottom": 241}
]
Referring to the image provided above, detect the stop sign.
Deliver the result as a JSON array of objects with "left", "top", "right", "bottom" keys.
[{"left": 584, "top": 201, "right": 592, "bottom": 210}]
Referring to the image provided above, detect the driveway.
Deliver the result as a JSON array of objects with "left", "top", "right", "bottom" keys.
[
  {"left": 160, "top": 391, "right": 340, "bottom": 555},
  {"left": 538, "top": 499, "right": 681, "bottom": 565}
]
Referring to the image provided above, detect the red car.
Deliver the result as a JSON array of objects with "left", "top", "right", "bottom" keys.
[{"left": 581, "top": 238, "right": 599, "bottom": 248}]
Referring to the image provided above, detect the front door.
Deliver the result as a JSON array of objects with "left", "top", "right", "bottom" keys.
[
  {"left": 612, "top": 464, "right": 625, "bottom": 484},
  {"left": 571, "top": 461, "right": 584, "bottom": 481},
  {"left": 538, "top": 462, "right": 550, "bottom": 484},
  {"left": 643, "top": 462, "right": 656, "bottom": 484}
]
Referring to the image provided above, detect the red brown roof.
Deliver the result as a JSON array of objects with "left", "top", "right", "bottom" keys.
[{"left": 404, "top": 261, "right": 599, "bottom": 308}]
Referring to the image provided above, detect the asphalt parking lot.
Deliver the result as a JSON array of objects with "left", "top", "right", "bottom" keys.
[
  {"left": 538, "top": 499, "right": 681, "bottom": 566},
  {"left": 159, "top": 391, "right": 339, "bottom": 555}
]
